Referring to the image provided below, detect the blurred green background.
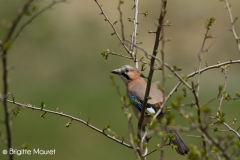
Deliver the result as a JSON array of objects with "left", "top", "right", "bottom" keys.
[{"left": 0, "top": 0, "right": 240, "bottom": 160}]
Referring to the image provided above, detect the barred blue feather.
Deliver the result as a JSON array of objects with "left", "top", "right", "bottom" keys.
[{"left": 129, "top": 94, "right": 156, "bottom": 115}]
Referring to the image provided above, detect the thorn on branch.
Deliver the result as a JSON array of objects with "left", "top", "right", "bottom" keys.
[
  {"left": 237, "top": 127, "right": 240, "bottom": 132},
  {"left": 205, "top": 61, "right": 208, "bottom": 67},
  {"left": 9, "top": 93, "right": 15, "bottom": 103},
  {"left": 121, "top": 136, "right": 124, "bottom": 144},
  {"left": 87, "top": 118, "right": 90, "bottom": 126},
  {"left": 131, "top": 5, "right": 136, "bottom": 10}
]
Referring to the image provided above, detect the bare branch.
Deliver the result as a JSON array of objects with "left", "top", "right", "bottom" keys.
[
  {"left": 224, "top": 0, "right": 240, "bottom": 52},
  {"left": 139, "top": 0, "right": 167, "bottom": 141},
  {"left": 217, "top": 118, "right": 240, "bottom": 139},
  {"left": 109, "top": 76, "right": 140, "bottom": 159},
  {"left": 0, "top": 98, "right": 134, "bottom": 150},
  {"left": 125, "top": 39, "right": 161, "bottom": 61},
  {"left": 218, "top": 68, "right": 227, "bottom": 111},
  {"left": 193, "top": 18, "right": 215, "bottom": 156},
  {"left": 11, "top": 0, "right": 67, "bottom": 43},
  {"left": 167, "top": 59, "right": 240, "bottom": 104},
  {"left": 1, "top": 1, "right": 35, "bottom": 160},
  {"left": 117, "top": 0, "right": 125, "bottom": 42},
  {"left": 130, "top": 0, "right": 139, "bottom": 68},
  {"left": 188, "top": 60, "right": 240, "bottom": 78},
  {"left": 2, "top": 0, "right": 34, "bottom": 46},
  {"left": 106, "top": 51, "right": 133, "bottom": 60},
  {"left": 196, "top": 19, "right": 213, "bottom": 97},
  {"left": 94, "top": 0, "right": 132, "bottom": 57}
]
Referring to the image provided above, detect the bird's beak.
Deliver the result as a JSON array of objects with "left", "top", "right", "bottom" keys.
[{"left": 111, "top": 68, "right": 121, "bottom": 75}]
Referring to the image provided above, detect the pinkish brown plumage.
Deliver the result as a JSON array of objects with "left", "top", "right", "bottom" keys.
[{"left": 111, "top": 65, "right": 189, "bottom": 155}]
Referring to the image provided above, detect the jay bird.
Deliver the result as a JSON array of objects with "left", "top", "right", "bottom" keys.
[{"left": 111, "top": 65, "right": 189, "bottom": 155}]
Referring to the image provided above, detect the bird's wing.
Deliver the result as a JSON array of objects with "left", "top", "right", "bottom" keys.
[
  {"left": 129, "top": 82, "right": 163, "bottom": 105},
  {"left": 128, "top": 82, "right": 163, "bottom": 118},
  {"left": 129, "top": 94, "right": 158, "bottom": 116}
]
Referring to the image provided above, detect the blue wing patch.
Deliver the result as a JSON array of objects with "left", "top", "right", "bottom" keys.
[{"left": 129, "top": 94, "right": 156, "bottom": 115}]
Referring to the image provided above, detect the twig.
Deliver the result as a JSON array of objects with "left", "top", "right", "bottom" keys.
[
  {"left": 224, "top": 0, "right": 240, "bottom": 52},
  {"left": 125, "top": 39, "right": 161, "bottom": 61},
  {"left": 11, "top": 0, "right": 67, "bottom": 43},
  {"left": 160, "top": 8, "right": 166, "bottom": 109},
  {"left": 194, "top": 19, "right": 218, "bottom": 156},
  {"left": 2, "top": 0, "right": 34, "bottom": 45},
  {"left": 218, "top": 68, "right": 227, "bottom": 111},
  {"left": 144, "top": 148, "right": 158, "bottom": 157},
  {"left": 0, "top": 98, "right": 134, "bottom": 150},
  {"left": 157, "top": 60, "right": 240, "bottom": 132},
  {"left": 188, "top": 60, "right": 240, "bottom": 78},
  {"left": 1, "top": 1, "right": 34, "bottom": 160},
  {"left": 185, "top": 20, "right": 216, "bottom": 158},
  {"left": 159, "top": 136, "right": 165, "bottom": 160},
  {"left": 139, "top": 0, "right": 167, "bottom": 144},
  {"left": 166, "top": 59, "right": 240, "bottom": 104},
  {"left": 106, "top": 51, "right": 133, "bottom": 60},
  {"left": 217, "top": 118, "right": 240, "bottom": 140},
  {"left": 185, "top": 119, "right": 231, "bottom": 159},
  {"left": 187, "top": 135, "right": 202, "bottom": 138},
  {"left": 125, "top": 39, "right": 193, "bottom": 92},
  {"left": 117, "top": 0, "right": 125, "bottom": 42},
  {"left": 94, "top": 0, "right": 131, "bottom": 57},
  {"left": 196, "top": 20, "right": 212, "bottom": 97},
  {"left": 130, "top": 0, "right": 139, "bottom": 68},
  {"left": 199, "top": 128, "right": 231, "bottom": 159},
  {"left": 110, "top": 77, "right": 140, "bottom": 159},
  {"left": 158, "top": 4, "right": 167, "bottom": 159},
  {"left": 202, "top": 97, "right": 218, "bottom": 107}
]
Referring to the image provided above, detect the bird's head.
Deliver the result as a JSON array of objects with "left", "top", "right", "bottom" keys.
[{"left": 111, "top": 65, "right": 141, "bottom": 84}]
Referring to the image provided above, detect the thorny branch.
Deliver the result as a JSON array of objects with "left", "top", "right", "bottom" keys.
[
  {"left": 196, "top": 18, "right": 213, "bottom": 97},
  {"left": 0, "top": 98, "right": 134, "bottom": 150},
  {"left": 12, "top": 0, "right": 67, "bottom": 43},
  {"left": 0, "top": 1, "right": 67, "bottom": 160},
  {"left": 139, "top": 0, "right": 167, "bottom": 130},
  {"left": 195, "top": 17, "right": 215, "bottom": 159},
  {"left": 94, "top": 0, "right": 132, "bottom": 57},
  {"left": 117, "top": 0, "right": 125, "bottom": 42},
  {"left": 104, "top": 50, "right": 147, "bottom": 64},
  {"left": 130, "top": 0, "right": 139, "bottom": 68},
  {"left": 1, "top": 0, "right": 240, "bottom": 160},
  {"left": 217, "top": 118, "right": 240, "bottom": 139},
  {"left": 159, "top": 3, "right": 167, "bottom": 159},
  {"left": 138, "top": 0, "right": 167, "bottom": 158},
  {"left": 224, "top": 0, "right": 240, "bottom": 52},
  {"left": 110, "top": 76, "right": 141, "bottom": 159},
  {"left": 166, "top": 59, "right": 240, "bottom": 103},
  {"left": 1, "top": 1, "right": 35, "bottom": 160},
  {"left": 218, "top": 68, "right": 228, "bottom": 111},
  {"left": 98, "top": 0, "right": 240, "bottom": 159}
]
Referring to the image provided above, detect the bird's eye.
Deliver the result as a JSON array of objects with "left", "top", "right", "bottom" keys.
[{"left": 125, "top": 68, "right": 129, "bottom": 73}]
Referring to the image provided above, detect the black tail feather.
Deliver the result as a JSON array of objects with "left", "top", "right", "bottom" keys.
[{"left": 165, "top": 126, "right": 189, "bottom": 155}]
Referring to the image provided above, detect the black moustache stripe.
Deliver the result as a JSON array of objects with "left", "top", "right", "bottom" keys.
[{"left": 121, "top": 73, "right": 130, "bottom": 80}]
